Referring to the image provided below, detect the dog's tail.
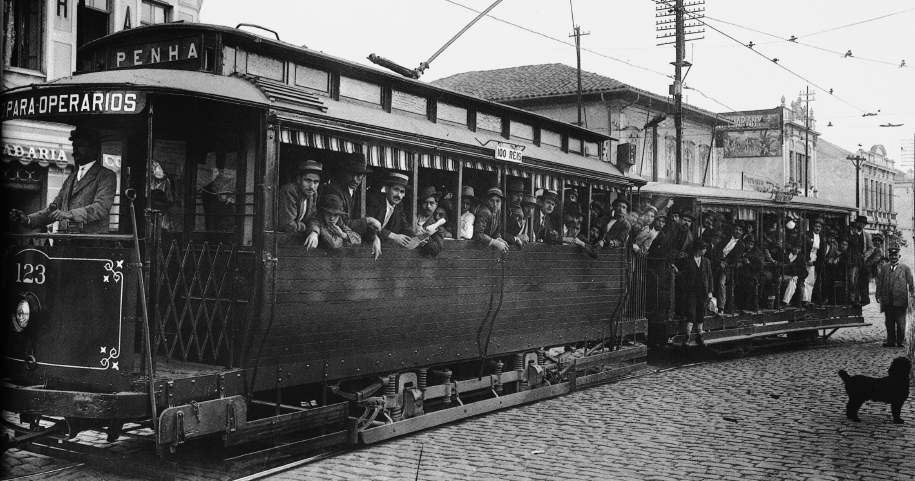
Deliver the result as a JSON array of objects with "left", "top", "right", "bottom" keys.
[{"left": 838, "top": 369, "right": 850, "bottom": 382}]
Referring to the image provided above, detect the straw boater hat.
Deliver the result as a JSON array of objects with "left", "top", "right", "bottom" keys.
[
  {"left": 338, "top": 152, "right": 372, "bottom": 174},
  {"left": 319, "top": 194, "right": 347, "bottom": 215},
  {"left": 383, "top": 172, "right": 410, "bottom": 189},
  {"left": 296, "top": 160, "right": 324, "bottom": 178}
]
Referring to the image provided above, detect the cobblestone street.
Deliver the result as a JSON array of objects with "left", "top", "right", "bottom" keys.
[{"left": 4, "top": 304, "right": 914, "bottom": 480}]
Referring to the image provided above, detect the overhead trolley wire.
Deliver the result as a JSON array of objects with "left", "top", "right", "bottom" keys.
[
  {"left": 441, "top": 0, "right": 673, "bottom": 79},
  {"left": 798, "top": 7, "right": 915, "bottom": 39},
  {"left": 652, "top": 0, "right": 870, "bottom": 114},
  {"left": 702, "top": 14, "right": 909, "bottom": 67}
]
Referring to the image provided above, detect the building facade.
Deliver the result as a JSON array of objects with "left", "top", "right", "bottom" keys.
[
  {"left": 893, "top": 171, "right": 913, "bottom": 266},
  {"left": 2, "top": 0, "right": 202, "bottom": 218}
]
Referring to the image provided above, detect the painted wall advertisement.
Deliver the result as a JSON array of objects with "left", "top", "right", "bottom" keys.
[{"left": 718, "top": 109, "right": 782, "bottom": 158}]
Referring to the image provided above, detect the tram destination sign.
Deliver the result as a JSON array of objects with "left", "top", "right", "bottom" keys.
[
  {"left": 1, "top": 90, "right": 146, "bottom": 120},
  {"left": 109, "top": 37, "right": 201, "bottom": 69},
  {"left": 494, "top": 141, "right": 523, "bottom": 163}
]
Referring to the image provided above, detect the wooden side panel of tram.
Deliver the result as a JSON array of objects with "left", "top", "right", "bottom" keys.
[{"left": 248, "top": 242, "right": 627, "bottom": 390}]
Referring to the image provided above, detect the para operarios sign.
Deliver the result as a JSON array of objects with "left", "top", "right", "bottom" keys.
[{"left": 1, "top": 90, "right": 146, "bottom": 120}]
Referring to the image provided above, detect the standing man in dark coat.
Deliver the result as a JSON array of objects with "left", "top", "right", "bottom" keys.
[
  {"left": 678, "top": 242, "right": 714, "bottom": 347},
  {"left": 597, "top": 197, "right": 631, "bottom": 249},
  {"left": 533, "top": 189, "right": 561, "bottom": 244},
  {"left": 279, "top": 160, "right": 323, "bottom": 247},
  {"left": 875, "top": 243, "right": 914, "bottom": 347},
  {"left": 711, "top": 222, "right": 746, "bottom": 314},
  {"left": 846, "top": 215, "right": 874, "bottom": 306},
  {"left": 11, "top": 128, "right": 116, "bottom": 235}
]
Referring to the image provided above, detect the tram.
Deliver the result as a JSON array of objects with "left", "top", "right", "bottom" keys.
[
  {"left": 638, "top": 182, "right": 868, "bottom": 352},
  {"left": 2, "top": 23, "right": 648, "bottom": 458}
]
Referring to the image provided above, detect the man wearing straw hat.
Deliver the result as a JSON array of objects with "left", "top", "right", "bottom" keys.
[
  {"left": 366, "top": 172, "right": 414, "bottom": 248},
  {"left": 458, "top": 185, "right": 477, "bottom": 240}
]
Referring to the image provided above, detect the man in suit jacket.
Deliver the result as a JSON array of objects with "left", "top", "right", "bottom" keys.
[
  {"left": 597, "top": 197, "right": 631, "bottom": 249},
  {"left": 474, "top": 187, "right": 510, "bottom": 254},
  {"left": 846, "top": 215, "right": 874, "bottom": 306},
  {"left": 366, "top": 172, "right": 414, "bottom": 247},
  {"left": 711, "top": 222, "right": 746, "bottom": 314},
  {"left": 875, "top": 244, "right": 914, "bottom": 347},
  {"left": 678, "top": 241, "right": 714, "bottom": 346},
  {"left": 780, "top": 243, "right": 809, "bottom": 307},
  {"left": 533, "top": 189, "right": 561, "bottom": 244},
  {"left": 11, "top": 128, "right": 116, "bottom": 235},
  {"left": 279, "top": 160, "right": 322, "bottom": 246}
]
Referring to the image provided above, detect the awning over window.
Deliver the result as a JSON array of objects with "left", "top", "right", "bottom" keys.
[{"left": 419, "top": 154, "right": 457, "bottom": 172}]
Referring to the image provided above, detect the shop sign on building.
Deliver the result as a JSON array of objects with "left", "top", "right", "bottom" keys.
[
  {"left": 741, "top": 173, "right": 778, "bottom": 193},
  {"left": 719, "top": 107, "right": 783, "bottom": 158},
  {"left": 2, "top": 143, "right": 71, "bottom": 167}
]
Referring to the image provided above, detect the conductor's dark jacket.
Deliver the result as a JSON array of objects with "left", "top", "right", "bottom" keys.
[
  {"left": 27, "top": 162, "right": 116, "bottom": 234},
  {"left": 366, "top": 192, "right": 413, "bottom": 240},
  {"left": 679, "top": 255, "right": 714, "bottom": 299}
]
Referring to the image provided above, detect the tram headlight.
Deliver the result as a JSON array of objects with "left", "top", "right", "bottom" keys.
[{"left": 11, "top": 292, "right": 40, "bottom": 333}]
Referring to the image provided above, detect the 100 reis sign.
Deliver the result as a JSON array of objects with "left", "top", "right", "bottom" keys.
[{"left": 1, "top": 91, "right": 146, "bottom": 120}]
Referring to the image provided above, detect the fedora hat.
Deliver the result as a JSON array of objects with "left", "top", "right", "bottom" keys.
[
  {"left": 485, "top": 187, "right": 505, "bottom": 199},
  {"left": 679, "top": 211, "right": 696, "bottom": 221},
  {"left": 338, "top": 152, "right": 372, "bottom": 174},
  {"left": 418, "top": 185, "right": 441, "bottom": 201},
  {"left": 507, "top": 178, "right": 525, "bottom": 193},
  {"left": 319, "top": 194, "right": 347, "bottom": 215},
  {"left": 383, "top": 172, "right": 410, "bottom": 189},
  {"left": 69, "top": 127, "right": 101, "bottom": 143},
  {"left": 854, "top": 215, "right": 868, "bottom": 225},
  {"left": 540, "top": 190, "right": 560, "bottom": 203},
  {"left": 611, "top": 197, "right": 631, "bottom": 210},
  {"left": 811, "top": 217, "right": 825, "bottom": 227},
  {"left": 522, "top": 194, "right": 538, "bottom": 207},
  {"left": 296, "top": 160, "right": 324, "bottom": 177}
]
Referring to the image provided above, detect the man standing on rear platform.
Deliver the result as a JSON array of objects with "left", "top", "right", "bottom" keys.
[
  {"left": 10, "top": 127, "right": 116, "bottom": 236},
  {"left": 802, "top": 217, "right": 824, "bottom": 307},
  {"left": 846, "top": 215, "right": 874, "bottom": 306},
  {"left": 875, "top": 243, "right": 913, "bottom": 348},
  {"left": 678, "top": 242, "right": 714, "bottom": 347}
]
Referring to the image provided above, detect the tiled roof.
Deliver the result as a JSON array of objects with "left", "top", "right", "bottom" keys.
[{"left": 430, "top": 63, "right": 630, "bottom": 101}]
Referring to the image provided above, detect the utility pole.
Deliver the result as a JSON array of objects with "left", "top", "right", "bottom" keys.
[
  {"left": 847, "top": 153, "right": 866, "bottom": 212},
  {"left": 569, "top": 26, "right": 589, "bottom": 127},
  {"left": 799, "top": 87, "right": 815, "bottom": 196},
  {"left": 656, "top": 0, "right": 704, "bottom": 185}
]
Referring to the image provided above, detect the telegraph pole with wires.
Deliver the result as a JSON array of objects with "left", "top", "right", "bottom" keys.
[
  {"left": 799, "top": 87, "right": 815, "bottom": 197},
  {"left": 656, "top": 0, "right": 705, "bottom": 184},
  {"left": 569, "top": 25, "right": 589, "bottom": 127}
]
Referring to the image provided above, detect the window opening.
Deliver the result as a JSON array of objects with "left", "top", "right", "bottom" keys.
[{"left": 4, "top": 0, "right": 43, "bottom": 71}]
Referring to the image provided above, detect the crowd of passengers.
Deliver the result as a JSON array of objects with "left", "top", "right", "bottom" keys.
[
  {"left": 636, "top": 203, "right": 887, "bottom": 319},
  {"left": 278, "top": 153, "right": 662, "bottom": 259}
]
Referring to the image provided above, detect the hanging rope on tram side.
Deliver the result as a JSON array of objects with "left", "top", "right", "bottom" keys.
[
  {"left": 476, "top": 251, "right": 507, "bottom": 379},
  {"left": 475, "top": 254, "right": 498, "bottom": 356}
]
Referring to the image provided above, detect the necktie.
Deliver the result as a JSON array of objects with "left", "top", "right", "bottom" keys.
[
  {"left": 77, "top": 166, "right": 87, "bottom": 182},
  {"left": 892, "top": 264, "right": 897, "bottom": 272}
]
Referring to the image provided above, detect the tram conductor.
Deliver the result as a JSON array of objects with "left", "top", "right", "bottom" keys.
[
  {"left": 10, "top": 127, "right": 116, "bottom": 235},
  {"left": 679, "top": 242, "right": 714, "bottom": 347}
]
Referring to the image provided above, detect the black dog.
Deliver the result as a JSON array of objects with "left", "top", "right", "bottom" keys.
[{"left": 838, "top": 357, "right": 912, "bottom": 424}]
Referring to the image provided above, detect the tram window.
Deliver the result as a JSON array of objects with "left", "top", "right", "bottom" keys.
[
  {"left": 295, "top": 65, "right": 330, "bottom": 93},
  {"left": 101, "top": 140, "right": 124, "bottom": 233},
  {"left": 569, "top": 137, "right": 582, "bottom": 154},
  {"left": 340, "top": 76, "right": 381, "bottom": 106},
  {"left": 196, "top": 151, "right": 238, "bottom": 233},
  {"left": 140, "top": 1, "right": 170, "bottom": 25},
  {"left": 541, "top": 129, "right": 562, "bottom": 149},
  {"left": 150, "top": 140, "right": 186, "bottom": 233}
]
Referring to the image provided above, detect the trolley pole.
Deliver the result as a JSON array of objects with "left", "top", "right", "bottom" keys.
[
  {"left": 569, "top": 26, "right": 589, "bottom": 127},
  {"left": 847, "top": 153, "right": 866, "bottom": 213},
  {"left": 673, "top": 0, "right": 684, "bottom": 184}
]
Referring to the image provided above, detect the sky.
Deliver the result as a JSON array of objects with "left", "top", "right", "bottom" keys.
[{"left": 200, "top": 0, "right": 915, "bottom": 168}]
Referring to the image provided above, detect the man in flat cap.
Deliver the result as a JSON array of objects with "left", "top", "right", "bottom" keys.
[
  {"left": 474, "top": 187, "right": 510, "bottom": 253},
  {"left": 411, "top": 186, "right": 445, "bottom": 257},
  {"left": 597, "top": 197, "right": 631, "bottom": 249},
  {"left": 314, "top": 194, "right": 361, "bottom": 250},
  {"left": 366, "top": 172, "right": 414, "bottom": 248},
  {"left": 11, "top": 127, "right": 116, "bottom": 235},
  {"left": 279, "top": 160, "right": 323, "bottom": 247},
  {"left": 875, "top": 242, "right": 913, "bottom": 347}
]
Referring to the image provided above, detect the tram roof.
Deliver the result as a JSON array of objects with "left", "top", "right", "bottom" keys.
[{"left": 640, "top": 182, "right": 856, "bottom": 214}]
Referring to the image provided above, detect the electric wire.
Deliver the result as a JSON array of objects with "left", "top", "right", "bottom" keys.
[
  {"left": 702, "top": 14, "right": 907, "bottom": 67},
  {"left": 442, "top": 0, "right": 673, "bottom": 79},
  {"left": 652, "top": 0, "right": 869, "bottom": 114},
  {"left": 798, "top": 7, "right": 915, "bottom": 39}
]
